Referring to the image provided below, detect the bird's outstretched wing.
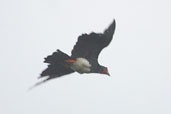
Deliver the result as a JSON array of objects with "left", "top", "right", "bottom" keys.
[
  {"left": 71, "top": 20, "right": 116, "bottom": 63},
  {"left": 41, "top": 50, "right": 74, "bottom": 79},
  {"left": 31, "top": 50, "right": 74, "bottom": 89},
  {"left": 29, "top": 64, "right": 74, "bottom": 90},
  {"left": 40, "top": 63, "right": 74, "bottom": 79}
]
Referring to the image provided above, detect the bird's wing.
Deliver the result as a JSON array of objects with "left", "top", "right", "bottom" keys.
[
  {"left": 30, "top": 64, "right": 74, "bottom": 89},
  {"left": 31, "top": 50, "right": 74, "bottom": 89},
  {"left": 40, "top": 50, "right": 74, "bottom": 79},
  {"left": 71, "top": 20, "right": 116, "bottom": 63},
  {"left": 40, "top": 64, "right": 74, "bottom": 78}
]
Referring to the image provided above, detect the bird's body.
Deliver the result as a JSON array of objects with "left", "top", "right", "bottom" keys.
[
  {"left": 33, "top": 19, "right": 116, "bottom": 88},
  {"left": 70, "top": 58, "right": 91, "bottom": 73}
]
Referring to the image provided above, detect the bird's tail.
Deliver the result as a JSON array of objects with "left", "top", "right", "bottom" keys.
[{"left": 28, "top": 78, "right": 50, "bottom": 91}]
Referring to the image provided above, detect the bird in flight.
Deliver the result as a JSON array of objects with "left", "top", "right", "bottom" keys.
[{"left": 33, "top": 19, "right": 116, "bottom": 88}]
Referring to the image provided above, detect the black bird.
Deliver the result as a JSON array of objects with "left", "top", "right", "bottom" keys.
[{"left": 33, "top": 19, "right": 116, "bottom": 87}]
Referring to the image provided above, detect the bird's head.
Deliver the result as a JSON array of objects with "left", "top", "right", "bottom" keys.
[{"left": 98, "top": 66, "right": 110, "bottom": 76}]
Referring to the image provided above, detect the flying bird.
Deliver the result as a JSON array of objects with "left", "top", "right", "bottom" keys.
[{"left": 33, "top": 19, "right": 116, "bottom": 88}]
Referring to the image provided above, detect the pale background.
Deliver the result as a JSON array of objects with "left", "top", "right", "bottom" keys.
[{"left": 0, "top": 0, "right": 171, "bottom": 114}]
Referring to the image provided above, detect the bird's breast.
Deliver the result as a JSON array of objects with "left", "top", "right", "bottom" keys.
[{"left": 70, "top": 58, "right": 91, "bottom": 73}]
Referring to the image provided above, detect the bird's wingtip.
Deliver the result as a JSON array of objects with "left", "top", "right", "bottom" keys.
[{"left": 112, "top": 19, "right": 116, "bottom": 26}]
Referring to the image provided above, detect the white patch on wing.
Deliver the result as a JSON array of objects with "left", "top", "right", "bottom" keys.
[{"left": 70, "top": 58, "right": 91, "bottom": 73}]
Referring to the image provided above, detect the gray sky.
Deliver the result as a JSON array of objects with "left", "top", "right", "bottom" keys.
[{"left": 0, "top": 0, "right": 171, "bottom": 114}]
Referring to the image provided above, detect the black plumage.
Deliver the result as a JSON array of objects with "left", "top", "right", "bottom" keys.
[
  {"left": 71, "top": 20, "right": 116, "bottom": 72},
  {"left": 41, "top": 50, "right": 74, "bottom": 78},
  {"left": 32, "top": 19, "right": 116, "bottom": 88}
]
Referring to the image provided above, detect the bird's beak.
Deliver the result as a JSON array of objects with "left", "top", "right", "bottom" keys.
[{"left": 107, "top": 72, "right": 110, "bottom": 76}]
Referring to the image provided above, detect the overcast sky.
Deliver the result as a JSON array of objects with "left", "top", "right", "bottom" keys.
[{"left": 0, "top": 0, "right": 171, "bottom": 114}]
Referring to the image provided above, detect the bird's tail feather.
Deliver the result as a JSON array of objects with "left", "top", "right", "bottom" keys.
[{"left": 28, "top": 78, "right": 51, "bottom": 91}]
